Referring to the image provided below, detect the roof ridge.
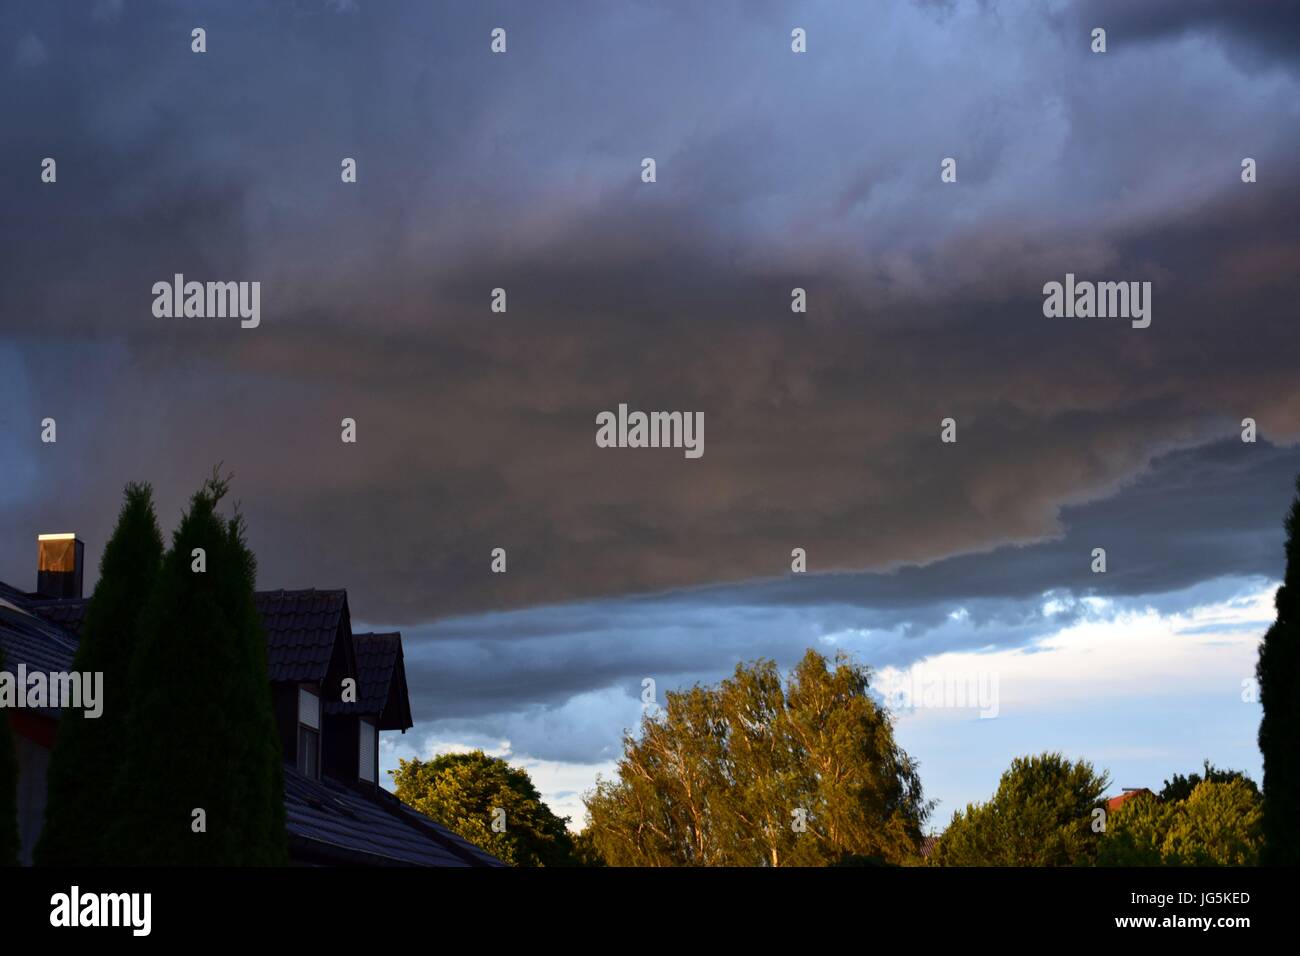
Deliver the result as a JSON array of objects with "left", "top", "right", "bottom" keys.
[
  {"left": 256, "top": 587, "right": 347, "bottom": 595},
  {"left": 370, "top": 788, "right": 499, "bottom": 867}
]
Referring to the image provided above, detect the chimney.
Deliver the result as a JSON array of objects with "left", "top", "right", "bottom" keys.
[{"left": 37, "top": 533, "right": 84, "bottom": 600}]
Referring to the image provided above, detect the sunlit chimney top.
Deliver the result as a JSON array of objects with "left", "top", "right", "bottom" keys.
[{"left": 37, "top": 533, "right": 84, "bottom": 600}]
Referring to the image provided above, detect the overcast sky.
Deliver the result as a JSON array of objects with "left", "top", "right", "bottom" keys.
[{"left": 2, "top": 0, "right": 1298, "bottom": 828}]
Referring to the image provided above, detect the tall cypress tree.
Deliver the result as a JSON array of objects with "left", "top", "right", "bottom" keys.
[
  {"left": 1258, "top": 477, "right": 1300, "bottom": 865},
  {"left": 36, "top": 483, "right": 163, "bottom": 865},
  {"left": 111, "top": 474, "right": 286, "bottom": 864},
  {"left": 0, "top": 649, "right": 19, "bottom": 866}
]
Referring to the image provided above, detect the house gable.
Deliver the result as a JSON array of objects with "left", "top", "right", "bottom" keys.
[{"left": 2, "top": 571, "right": 498, "bottom": 867}]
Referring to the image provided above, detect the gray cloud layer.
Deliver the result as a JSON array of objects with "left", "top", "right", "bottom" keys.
[
  {"left": 394, "top": 438, "right": 1297, "bottom": 744},
  {"left": 2, "top": 0, "right": 1297, "bottom": 637}
]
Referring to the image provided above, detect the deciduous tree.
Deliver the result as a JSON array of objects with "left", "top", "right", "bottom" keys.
[
  {"left": 1159, "top": 759, "right": 1258, "bottom": 804},
  {"left": 1096, "top": 790, "right": 1175, "bottom": 866},
  {"left": 583, "top": 649, "right": 929, "bottom": 866},
  {"left": 931, "top": 753, "right": 1108, "bottom": 866},
  {"left": 392, "top": 750, "right": 577, "bottom": 866},
  {"left": 1163, "top": 780, "right": 1263, "bottom": 866}
]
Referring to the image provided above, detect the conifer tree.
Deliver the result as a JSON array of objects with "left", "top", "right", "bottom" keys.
[
  {"left": 37, "top": 483, "right": 163, "bottom": 865},
  {"left": 1258, "top": 477, "right": 1300, "bottom": 865},
  {"left": 0, "top": 648, "right": 19, "bottom": 867},
  {"left": 111, "top": 474, "right": 286, "bottom": 864}
]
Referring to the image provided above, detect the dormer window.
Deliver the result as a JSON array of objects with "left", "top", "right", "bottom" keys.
[
  {"left": 359, "top": 718, "right": 377, "bottom": 783},
  {"left": 298, "top": 685, "right": 321, "bottom": 779}
]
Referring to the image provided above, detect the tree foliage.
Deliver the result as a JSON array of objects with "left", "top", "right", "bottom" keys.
[
  {"left": 392, "top": 750, "right": 578, "bottom": 866},
  {"left": 109, "top": 474, "right": 286, "bottom": 864},
  {"left": 1159, "top": 759, "right": 1258, "bottom": 804},
  {"left": 1258, "top": 477, "right": 1300, "bottom": 864},
  {"left": 582, "top": 649, "right": 929, "bottom": 866},
  {"left": 37, "top": 483, "right": 163, "bottom": 865},
  {"left": 1163, "top": 780, "right": 1263, "bottom": 866},
  {"left": 1098, "top": 780, "right": 1262, "bottom": 866},
  {"left": 1095, "top": 791, "right": 1176, "bottom": 866},
  {"left": 930, "top": 753, "right": 1109, "bottom": 866},
  {"left": 570, "top": 828, "right": 606, "bottom": 867}
]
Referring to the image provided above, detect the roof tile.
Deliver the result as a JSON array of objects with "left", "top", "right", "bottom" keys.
[
  {"left": 283, "top": 766, "right": 503, "bottom": 867},
  {"left": 28, "top": 588, "right": 350, "bottom": 685}
]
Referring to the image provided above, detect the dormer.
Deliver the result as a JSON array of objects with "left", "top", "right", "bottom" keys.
[
  {"left": 258, "top": 589, "right": 358, "bottom": 781},
  {"left": 324, "top": 632, "right": 413, "bottom": 789}
]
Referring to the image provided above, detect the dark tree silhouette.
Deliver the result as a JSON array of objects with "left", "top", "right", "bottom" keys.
[
  {"left": 0, "top": 648, "right": 18, "bottom": 866},
  {"left": 110, "top": 474, "right": 286, "bottom": 864},
  {"left": 1159, "top": 759, "right": 1257, "bottom": 804},
  {"left": 37, "top": 483, "right": 163, "bottom": 865},
  {"left": 1258, "top": 477, "right": 1300, "bottom": 865}
]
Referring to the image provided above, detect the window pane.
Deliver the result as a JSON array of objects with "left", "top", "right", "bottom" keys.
[
  {"left": 298, "top": 686, "right": 320, "bottom": 729},
  {"left": 298, "top": 726, "right": 319, "bottom": 778},
  {"left": 359, "top": 720, "right": 375, "bottom": 782}
]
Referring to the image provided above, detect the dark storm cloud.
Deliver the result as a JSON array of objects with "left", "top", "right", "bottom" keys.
[
  {"left": 1, "top": 0, "right": 1298, "bottom": 634},
  {"left": 1069, "top": 0, "right": 1300, "bottom": 71},
  {"left": 387, "top": 438, "right": 1292, "bottom": 766},
  {"left": 393, "top": 438, "right": 1298, "bottom": 724}
]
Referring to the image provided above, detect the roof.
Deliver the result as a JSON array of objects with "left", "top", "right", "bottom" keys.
[
  {"left": 283, "top": 766, "right": 504, "bottom": 867},
  {"left": 0, "top": 596, "right": 80, "bottom": 717},
  {"left": 324, "top": 632, "right": 413, "bottom": 731},
  {"left": 4, "top": 576, "right": 502, "bottom": 868},
  {"left": 257, "top": 588, "right": 353, "bottom": 684},
  {"left": 26, "top": 597, "right": 87, "bottom": 636},
  {"left": 27, "top": 588, "right": 357, "bottom": 685},
  {"left": 394, "top": 800, "right": 506, "bottom": 867},
  {"left": 0, "top": 581, "right": 36, "bottom": 607}
]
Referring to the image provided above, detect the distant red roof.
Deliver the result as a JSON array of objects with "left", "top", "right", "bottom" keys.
[{"left": 1106, "top": 788, "right": 1154, "bottom": 811}]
